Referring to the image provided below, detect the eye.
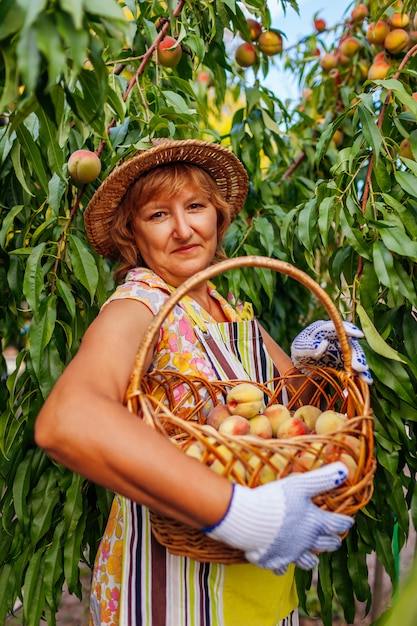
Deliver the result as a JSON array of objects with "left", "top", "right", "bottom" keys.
[{"left": 149, "top": 210, "right": 165, "bottom": 220}]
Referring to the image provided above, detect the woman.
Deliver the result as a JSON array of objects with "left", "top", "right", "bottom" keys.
[{"left": 35, "top": 139, "right": 356, "bottom": 626}]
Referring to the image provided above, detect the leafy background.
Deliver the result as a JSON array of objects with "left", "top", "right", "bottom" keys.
[{"left": 1, "top": 0, "right": 417, "bottom": 624}]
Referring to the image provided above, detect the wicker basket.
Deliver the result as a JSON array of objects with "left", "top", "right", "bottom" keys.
[{"left": 125, "top": 256, "right": 376, "bottom": 564}]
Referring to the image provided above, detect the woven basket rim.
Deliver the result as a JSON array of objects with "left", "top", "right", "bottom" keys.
[{"left": 84, "top": 139, "right": 249, "bottom": 260}]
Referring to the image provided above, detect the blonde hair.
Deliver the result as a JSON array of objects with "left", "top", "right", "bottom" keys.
[{"left": 111, "top": 163, "right": 232, "bottom": 282}]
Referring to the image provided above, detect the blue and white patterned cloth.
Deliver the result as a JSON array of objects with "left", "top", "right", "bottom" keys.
[{"left": 291, "top": 320, "right": 373, "bottom": 384}]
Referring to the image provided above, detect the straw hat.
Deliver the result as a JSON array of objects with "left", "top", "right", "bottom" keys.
[{"left": 84, "top": 138, "right": 249, "bottom": 260}]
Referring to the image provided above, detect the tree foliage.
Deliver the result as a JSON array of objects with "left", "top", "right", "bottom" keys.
[{"left": 1, "top": 0, "right": 417, "bottom": 623}]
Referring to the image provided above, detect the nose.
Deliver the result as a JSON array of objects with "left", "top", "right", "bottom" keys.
[{"left": 172, "top": 210, "right": 193, "bottom": 239}]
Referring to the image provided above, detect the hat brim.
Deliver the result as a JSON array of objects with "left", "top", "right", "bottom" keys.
[{"left": 84, "top": 139, "right": 249, "bottom": 260}]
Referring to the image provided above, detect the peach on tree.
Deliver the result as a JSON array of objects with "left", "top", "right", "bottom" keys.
[
  {"left": 157, "top": 36, "right": 182, "bottom": 68},
  {"left": 235, "top": 42, "right": 258, "bottom": 67},
  {"left": 257, "top": 30, "right": 283, "bottom": 56},
  {"left": 384, "top": 28, "right": 410, "bottom": 55},
  {"left": 366, "top": 21, "right": 390, "bottom": 45},
  {"left": 314, "top": 18, "right": 326, "bottom": 32},
  {"left": 240, "top": 18, "right": 262, "bottom": 42},
  {"left": 67, "top": 150, "right": 101, "bottom": 184}
]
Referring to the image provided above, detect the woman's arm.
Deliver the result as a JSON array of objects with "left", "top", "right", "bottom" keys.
[{"left": 34, "top": 299, "right": 232, "bottom": 529}]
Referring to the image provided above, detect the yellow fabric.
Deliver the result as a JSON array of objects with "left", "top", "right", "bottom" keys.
[{"left": 222, "top": 563, "right": 298, "bottom": 624}]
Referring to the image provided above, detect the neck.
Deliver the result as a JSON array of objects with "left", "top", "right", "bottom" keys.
[{"left": 188, "top": 283, "right": 228, "bottom": 323}]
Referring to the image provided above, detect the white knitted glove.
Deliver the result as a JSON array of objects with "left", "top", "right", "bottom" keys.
[
  {"left": 204, "top": 462, "right": 353, "bottom": 575},
  {"left": 291, "top": 320, "right": 373, "bottom": 384}
]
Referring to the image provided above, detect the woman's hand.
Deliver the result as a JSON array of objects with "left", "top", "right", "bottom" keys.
[
  {"left": 204, "top": 462, "right": 353, "bottom": 575},
  {"left": 290, "top": 320, "right": 373, "bottom": 384}
]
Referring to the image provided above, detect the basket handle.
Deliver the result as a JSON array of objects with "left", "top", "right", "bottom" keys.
[{"left": 128, "top": 256, "right": 352, "bottom": 390}]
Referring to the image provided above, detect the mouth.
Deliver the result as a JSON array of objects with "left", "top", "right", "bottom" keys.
[{"left": 173, "top": 244, "right": 198, "bottom": 253}]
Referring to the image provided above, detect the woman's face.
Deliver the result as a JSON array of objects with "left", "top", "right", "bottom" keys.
[{"left": 132, "top": 184, "right": 219, "bottom": 286}]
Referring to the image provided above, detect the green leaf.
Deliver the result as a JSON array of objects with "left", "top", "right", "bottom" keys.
[
  {"left": 16, "top": 26, "right": 41, "bottom": 95},
  {"left": 356, "top": 304, "right": 406, "bottom": 363},
  {"left": 30, "top": 466, "right": 61, "bottom": 545},
  {"left": 162, "top": 90, "right": 193, "bottom": 114},
  {"left": 0, "top": 204, "right": 25, "bottom": 250},
  {"left": 23, "top": 547, "right": 46, "bottom": 626},
  {"left": 43, "top": 520, "right": 65, "bottom": 608},
  {"left": 367, "top": 353, "right": 415, "bottom": 406},
  {"left": 0, "top": 563, "right": 15, "bottom": 625},
  {"left": 0, "top": 48, "right": 19, "bottom": 112},
  {"left": 56, "top": 278, "right": 76, "bottom": 319},
  {"left": 60, "top": 0, "right": 84, "bottom": 29},
  {"left": 297, "top": 198, "right": 316, "bottom": 252},
  {"left": 23, "top": 242, "right": 46, "bottom": 315},
  {"left": 16, "top": 123, "right": 49, "bottom": 194},
  {"left": 253, "top": 215, "right": 274, "bottom": 256},
  {"left": 12, "top": 452, "right": 33, "bottom": 531},
  {"left": 28, "top": 295, "right": 57, "bottom": 377},
  {"left": 358, "top": 104, "right": 385, "bottom": 165},
  {"left": 11, "top": 142, "right": 35, "bottom": 196},
  {"left": 317, "top": 553, "right": 333, "bottom": 626},
  {"left": 332, "top": 546, "right": 355, "bottom": 623},
  {"left": 379, "top": 224, "right": 417, "bottom": 261},
  {"left": 36, "top": 108, "right": 66, "bottom": 177},
  {"left": 21, "top": 0, "right": 48, "bottom": 30},
  {"left": 339, "top": 209, "right": 371, "bottom": 259},
  {"left": 394, "top": 170, "right": 417, "bottom": 199},
  {"left": 82, "top": 0, "right": 125, "bottom": 20},
  {"left": 318, "top": 196, "right": 336, "bottom": 248},
  {"left": 68, "top": 235, "right": 99, "bottom": 303}
]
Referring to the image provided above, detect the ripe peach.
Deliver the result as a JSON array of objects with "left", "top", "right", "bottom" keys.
[
  {"left": 339, "top": 452, "right": 358, "bottom": 481},
  {"left": 257, "top": 30, "right": 283, "bottom": 56},
  {"left": 262, "top": 404, "right": 291, "bottom": 437},
  {"left": 339, "top": 36, "right": 361, "bottom": 57},
  {"left": 249, "top": 414, "right": 273, "bottom": 439},
  {"left": 219, "top": 414, "right": 251, "bottom": 436},
  {"left": 210, "top": 445, "right": 247, "bottom": 482},
  {"left": 226, "top": 383, "right": 264, "bottom": 419},
  {"left": 332, "top": 129, "right": 344, "bottom": 147},
  {"left": 368, "top": 60, "right": 391, "bottom": 80},
  {"left": 157, "top": 36, "right": 182, "bottom": 68},
  {"left": 337, "top": 52, "right": 351, "bottom": 67},
  {"left": 206, "top": 404, "right": 231, "bottom": 430},
  {"left": 294, "top": 442, "right": 326, "bottom": 472},
  {"left": 269, "top": 452, "right": 288, "bottom": 474},
  {"left": 241, "top": 18, "right": 262, "bottom": 42},
  {"left": 366, "top": 21, "right": 390, "bottom": 45},
  {"left": 277, "top": 417, "right": 310, "bottom": 439},
  {"left": 319, "top": 53, "right": 338, "bottom": 72},
  {"left": 358, "top": 60, "right": 370, "bottom": 80},
  {"left": 235, "top": 42, "right": 258, "bottom": 67},
  {"left": 293, "top": 405, "right": 322, "bottom": 431},
  {"left": 184, "top": 441, "right": 204, "bottom": 461},
  {"left": 196, "top": 71, "right": 212, "bottom": 85},
  {"left": 351, "top": 3, "right": 368, "bottom": 22},
  {"left": 315, "top": 410, "right": 348, "bottom": 434},
  {"left": 331, "top": 432, "right": 361, "bottom": 457},
  {"left": 314, "top": 18, "right": 326, "bottom": 32},
  {"left": 399, "top": 138, "right": 414, "bottom": 160},
  {"left": 389, "top": 12, "right": 410, "bottom": 29},
  {"left": 248, "top": 455, "right": 277, "bottom": 484},
  {"left": 384, "top": 29, "right": 410, "bottom": 55},
  {"left": 68, "top": 150, "right": 101, "bottom": 184}
]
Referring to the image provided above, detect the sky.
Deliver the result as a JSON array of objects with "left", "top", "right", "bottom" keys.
[{"left": 262, "top": 0, "right": 356, "bottom": 99}]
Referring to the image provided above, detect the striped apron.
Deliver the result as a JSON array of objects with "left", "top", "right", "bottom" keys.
[{"left": 90, "top": 319, "right": 298, "bottom": 625}]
